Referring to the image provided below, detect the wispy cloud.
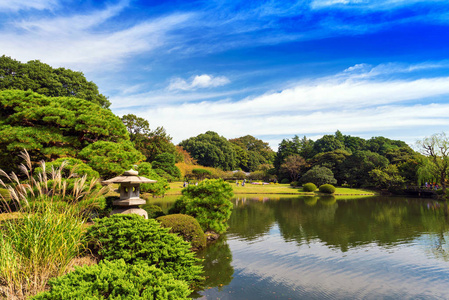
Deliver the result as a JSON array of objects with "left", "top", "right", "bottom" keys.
[
  {"left": 0, "top": 1, "right": 192, "bottom": 71},
  {"left": 123, "top": 62, "right": 449, "bottom": 148},
  {"left": 0, "top": 0, "right": 58, "bottom": 12},
  {"left": 168, "top": 74, "right": 230, "bottom": 91},
  {"left": 310, "top": 0, "right": 444, "bottom": 10}
]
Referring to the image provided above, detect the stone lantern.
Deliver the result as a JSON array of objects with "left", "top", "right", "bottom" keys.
[{"left": 102, "top": 169, "right": 156, "bottom": 219}]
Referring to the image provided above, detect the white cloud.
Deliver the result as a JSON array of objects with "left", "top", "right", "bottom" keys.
[
  {"left": 310, "top": 0, "right": 444, "bottom": 10},
  {"left": 117, "top": 62, "right": 449, "bottom": 148},
  {"left": 168, "top": 74, "right": 230, "bottom": 91},
  {"left": 0, "top": 2, "right": 192, "bottom": 71},
  {"left": 0, "top": 0, "right": 58, "bottom": 12}
]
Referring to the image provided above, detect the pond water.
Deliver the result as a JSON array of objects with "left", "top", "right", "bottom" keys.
[{"left": 152, "top": 195, "right": 449, "bottom": 299}]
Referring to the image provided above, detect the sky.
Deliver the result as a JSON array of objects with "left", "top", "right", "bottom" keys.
[{"left": 1, "top": 0, "right": 449, "bottom": 150}]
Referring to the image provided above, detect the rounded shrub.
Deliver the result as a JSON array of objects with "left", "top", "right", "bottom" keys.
[
  {"left": 280, "top": 178, "right": 290, "bottom": 184},
  {"left": 302, "top": 183, "right": 317, "bottom": 192},
  {"left": 290, "top": 181, "right": 299, "bottom": 187},
  {"left": 31, "top": 259, "right": 191, "bottom": 300},
  {"left": 157, "top": 214, "right": 206, "bottom": 249},
  {"left": 319, "top": 184, "right": 336, "bottom": 194},
  {"left": 85, "top": 214, "right": 204, "bottom": 287},
  {"left": 142, "top": 204, "right": 164, "bottom": 219},
  {"left": 172, "top": 179, "right": 233, "bottom": 234}
]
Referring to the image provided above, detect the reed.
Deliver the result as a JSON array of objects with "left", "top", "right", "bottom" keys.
[{"left": 0, "top": 150, "right": 108, "bottom": 299}]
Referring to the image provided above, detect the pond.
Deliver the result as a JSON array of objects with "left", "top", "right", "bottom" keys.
[{"left": 152, "top": 195, "right": 449, "bottom": 299}]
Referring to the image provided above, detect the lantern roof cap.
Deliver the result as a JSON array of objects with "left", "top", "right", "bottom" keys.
[{"left": 102, "top": 169, "right": 157, "bottom": 184}]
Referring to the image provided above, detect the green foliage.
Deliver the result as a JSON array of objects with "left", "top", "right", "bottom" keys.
[
  {"left": 313, "top": 134, "right": 345, "bottom": 155},
  {"left": 157, "top": 214, "right": 207, "bottom": 249},
  {"left": 31, "top": 259, "right": 191, "bottom": 300},
  {"left": 319, "top": 184, "right": 336, "bottom": 194},
  {"left": 302, "top": 182, "right": 317, "bottom": 192},
  {"left": 229, "top": 135, "right": 275, "bottom": 171},
  {"left": 85, "top": 214, "right": 204, "bottom": 286},
  {"left": 179, "top": 131, "right": 237, "bottom": 171},
  {"left": 0, "top": 55, "right": 110, "bottom": 108},
  {"left": 279, "top": 154, "right": 307, "bottom": 181},
  {"left": 137, "top": 162, "right": 170, "bottom": 196},
  {"left": 0, "top": 90, "right": 129, "bottom": 174},
  {"left": 300, "top": 165, "right": 337, "bottom": 187},
  {"left": 142, "top": 204, "right": 165, "bottom": 219},
  {"left": 191, "top": 168, "right": 213, "bottom": 180},
  {"left": 121, "top": 114, "right": 180, "bottom": 163},
  {"left": 280, "top": 178, "right": 290, "bottom": 184},
  {"left": 0, "top": 204, "right": 86, "bottom": 299},
  {"left": 341, "top": 150, "right": 389, "bottom": 187},
  {"left": 290, "top": 181, "right": 299, "bottom": 187},
  {"left": 369, "top": 165, "right": 405, "bottom": 189},
  {"left": 232, "top": 170, "right": 247, "bottom": 180},
  {"left": 78, "top": 141, "right": 145, "bottom": 178},
  {"left": 152, "top": 153, "right": 181, "bottom": 180},
  {"left": 171, "top": 179, "right": 234, "bottom": 234}
]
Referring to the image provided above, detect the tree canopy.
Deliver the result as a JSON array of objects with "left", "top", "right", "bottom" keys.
[
  {"left": 0, "top": 90, "right": 137, "bottom": 176},
  {"left": 179, "top": 131, "right": 237, "bottom": 171},
  {"left": 0, "top": 55, "right": 110, "bottom": 108},
  {"left": 121, "top": 114, "right": 180, "bottom": 163}
]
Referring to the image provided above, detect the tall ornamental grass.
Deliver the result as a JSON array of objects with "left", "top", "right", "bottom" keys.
[
  {"left": 0, "top": 204, "right": 86, "bottom": 299},
  {"left": 0, "top": 150, "right": 108, "bottom": 299}
]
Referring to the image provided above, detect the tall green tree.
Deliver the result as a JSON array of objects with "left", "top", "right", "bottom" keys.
[
  {"left": 0, "top": 55, "right": 110, "bottom": 108},
  {"left": 229, "top": 135, "right": 275, "bottom": 171},
  {"left": 151, "top": 153, "right": 181, "bottom": 180},
  {"left": 341, "top": 150, "right": 389, "bottom": 187},
  {"left": 121, "top": 114, "right": 179, "bottom": 162},
  {"left": 0, "top": 90, "right": 129, "bottom": 173},
  {"left": 179, "top": 131, "right": 237, "bottom": 171}
]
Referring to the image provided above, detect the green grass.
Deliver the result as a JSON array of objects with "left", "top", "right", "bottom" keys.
[
  {"left": 164, "top": 182, "right": 376, "bottom": 196},
  {"left": 0, "top": 204, "right": 86, "bottom": 299}
]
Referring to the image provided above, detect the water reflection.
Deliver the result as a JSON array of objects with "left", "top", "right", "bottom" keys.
[{"left": 198, "top": 196, "right": 449, "bottom": 299}]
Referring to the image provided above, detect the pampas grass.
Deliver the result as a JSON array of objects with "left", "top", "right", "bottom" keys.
[{"left": 0, "top": 150, "right": 108, "bottom": 299}]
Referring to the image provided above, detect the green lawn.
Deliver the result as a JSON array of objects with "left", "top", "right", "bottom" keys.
[{"left": 166, "top": 182, "right": 376, "bottom": 196}]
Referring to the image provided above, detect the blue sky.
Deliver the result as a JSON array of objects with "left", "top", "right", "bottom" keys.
[{"left": 1, "top": 0, "right": 449, "bottom": 149}]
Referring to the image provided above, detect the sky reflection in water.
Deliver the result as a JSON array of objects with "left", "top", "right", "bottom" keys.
[{"left": 197, "top": 196, "right": 449, "bottom": 299}]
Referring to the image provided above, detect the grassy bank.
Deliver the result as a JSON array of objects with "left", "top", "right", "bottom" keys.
[{"left": 165, "top": 182, "right": 376, "bottom": 196}]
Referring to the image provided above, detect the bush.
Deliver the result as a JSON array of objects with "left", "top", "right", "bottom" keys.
[
  {"left": 319, "top": 184, "right": 336, "bottom": 194},
  {"left": 300, "top": 166, "right": 337, "bottom": 187},
  {"left": 142, "top": 204, "right": 165, "bottom": 219},
  {"left": 31, "top": 259, "right": 191, "bottom": 300},
  {"left": 290, "top": 181, "right": 299, "bottom": 187},
  {"left": 157, "top": 214, "right": 206, "bottom": 249},
  {"left": 170, "top": 179, "right": 233, "bottom": 234},
  {"left": 302, "top": 183, "right": 317, "bottom": 192},
  {"left": 190, "top": 168, "right": 212, "bottom": 180},
  {"left": 280, "top": 178, "right": 290, "bottom": 184},
  {"left": 85, "top": 214, "right": 204, "bottom": 287},
  {"left": 137, "top": 162, "right": 170, "bottom": 196}
]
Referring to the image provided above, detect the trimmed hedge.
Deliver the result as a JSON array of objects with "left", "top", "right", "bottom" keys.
[
  {"left": 302, "top": 183, "right": 317, "bottom": 192},
  {"left": 85, "top": 214, "right": 204, "bottom": 287},
  {"left": 157, "top": 214, "right": 206, "bottom": 249},
  {"left": 142, "top": 204, "right": 165, "bottom": 219},
  {"left": 319, "top": 184, "right": 336, "bottom": 194},
  {"left": 170, "top": 179, "right": 233, "bottom": 234},
  {"left": 31, "top": 259, "right": 191, "bottom": 299},
  {"left": 290, "top": 181, "right": 299, "bottom": 187}
]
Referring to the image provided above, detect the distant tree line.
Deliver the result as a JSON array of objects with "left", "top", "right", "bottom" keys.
[{"left": 0, "top": 55, "right": 445, "bottom": 193}]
